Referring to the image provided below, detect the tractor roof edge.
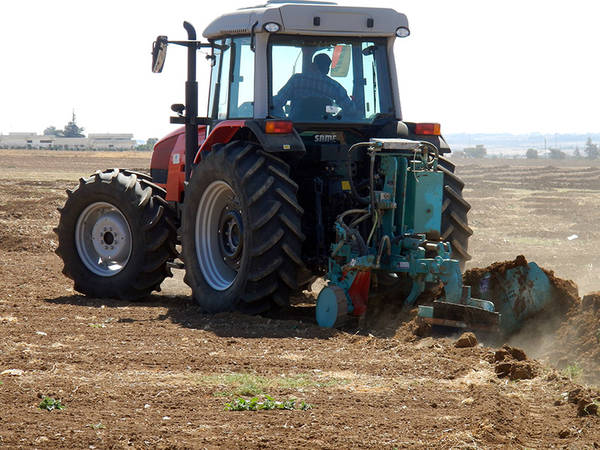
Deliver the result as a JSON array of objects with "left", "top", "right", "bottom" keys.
[{"left": 202, "top": 2, "right": 408, "bottom": 39}]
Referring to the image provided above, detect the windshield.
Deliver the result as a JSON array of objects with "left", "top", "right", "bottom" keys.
[{"left": 268, "top": 35, "right": 394, "bottom": 123}]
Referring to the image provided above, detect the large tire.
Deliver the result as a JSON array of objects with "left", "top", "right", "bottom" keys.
[
  {"left": 181, "top": 141, "right": 304, "bottom": 314},
  {"left": 438, "top": 156, "right": 472, "bottom": 269},
  {"left": 55, "top": 169, "right": 178, "bottom": 299}
]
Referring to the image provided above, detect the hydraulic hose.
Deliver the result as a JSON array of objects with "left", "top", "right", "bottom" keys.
[
  {"left": 335, "top": 209, "right": 369, "bottom": 256},
  {"left": 346, "top": 142, "right": 373, "bottom": 205},
  {"left": 376, "top": 235, "right": 391, "bottom": 266}
]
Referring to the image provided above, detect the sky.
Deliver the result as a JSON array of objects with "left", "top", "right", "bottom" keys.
[{"left": 2, "top": 0, "right": 600, "bottom": 141}]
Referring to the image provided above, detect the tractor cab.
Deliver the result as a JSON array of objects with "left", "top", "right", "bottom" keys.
[
  {"left": 207, "top": 32, "right": 396, "bottom": 125},
  {"left": 202, "top": 0, "right": 407, "bottom": 126}
]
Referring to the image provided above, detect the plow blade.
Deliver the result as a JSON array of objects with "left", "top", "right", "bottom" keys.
[
  {"left": 418, "top": 261, "right": 557, "bottom": 335},
  {"left": 474, "top": 261, "right": 554, "bottom": 335},
  {"left": 418, "top": 301, "right": 500, "bottom": 331}
]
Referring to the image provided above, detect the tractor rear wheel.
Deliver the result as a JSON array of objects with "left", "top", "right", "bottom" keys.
[
  {"left": 438, "top": 156, "right": 472, "bottom": 269},
  {"left": 55, "top": 169, "right": 178, "bottom": 299},
  {"left": 181, "top": 141, "right": 304, "bottom": 314}
]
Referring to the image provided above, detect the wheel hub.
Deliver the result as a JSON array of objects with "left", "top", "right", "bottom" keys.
[
  {"left": 75, "top": 202, "right": 132, "bottom": 277},
  {"left": 219, "top": 209, "right": 243, "bottom": 268},
  {"left": 90, "top": 212, "right": 129, "bottom": 260}
]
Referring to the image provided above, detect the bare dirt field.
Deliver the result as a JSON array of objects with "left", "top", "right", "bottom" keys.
[{"left": 0, "top": 149, "right": 599, "bottom": 448}]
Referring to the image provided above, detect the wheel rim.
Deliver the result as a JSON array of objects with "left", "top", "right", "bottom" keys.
[
  {"left": 75, "top": 202, "right": 132, "bottom": 277},
  {"left": 196, "top": 181, "right": 244, "bottom": 291}
]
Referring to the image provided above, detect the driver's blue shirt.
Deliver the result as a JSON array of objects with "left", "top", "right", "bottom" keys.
[{"left": 272, "top": 71, "right": 352, "bottom": 112}]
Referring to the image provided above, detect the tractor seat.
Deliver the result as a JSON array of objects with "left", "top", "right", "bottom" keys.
[{"left": 290, "top": 96, "right": 332, "bottom": 122}]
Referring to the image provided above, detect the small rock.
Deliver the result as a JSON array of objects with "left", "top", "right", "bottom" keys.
[
  {"left": 454, "top": 332, "right": 477, "bottom": 348},
  {"left": 36, "top": 331, "right": 47, "bottom": 336},
  {"left": 558, "top": 429, "right": 571, "bottom": 439},
  {"left": 554, "top": 399, "right": 563, "bottom": 406},
  {"left": 577, "top": 399, "right": 599, "bottom": 417}
]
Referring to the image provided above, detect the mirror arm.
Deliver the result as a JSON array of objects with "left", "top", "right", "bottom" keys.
[
  {"left": 153, "top": 22, "right": 223, "bottom": 181},
  {"left": 250, "top": 21, "right": 259, "bottom": 52},
  {"left": 182, "top": 21, "right": 198, "bottom": 182}
]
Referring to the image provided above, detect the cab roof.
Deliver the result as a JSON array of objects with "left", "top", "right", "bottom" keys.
[{"left": 202, "top": 0, "right": 409, "bottom": 39}]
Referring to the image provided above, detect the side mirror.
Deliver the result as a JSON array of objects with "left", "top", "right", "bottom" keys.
[
  {"left": 171, "top": 103, "right": 185, "bottom": 116},
  {"left": 152, "top": 36, "right": 168, "bottom": 73}
]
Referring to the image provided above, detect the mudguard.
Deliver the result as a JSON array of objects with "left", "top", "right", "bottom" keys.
[{"left": 151, "top": 120, "right": 305, "bottom": 203}]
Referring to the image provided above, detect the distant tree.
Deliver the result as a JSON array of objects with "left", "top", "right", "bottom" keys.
[
  {"left": 549, "top": 148, "right": 566, "bottom": 159},
  {"left": 136, "top": 137, "right": 159, "bottom": 151},
  {"left": 464, "top": 144, "right": 487, "bottom": 158},
  {"left": 574, "top": 146, "right": 581, "bottom": 158},
  {"left": 584, "top": 137, "right": 599, "bottom": 159},
  {"left": 63, "top": 112, "right": 85, "bottom": 138},
  {"left": 526, "top": 148, "right": 538, "bottom": 159},
  {"left": 43, "top": 126, "right": 63, "bottom": 136}
]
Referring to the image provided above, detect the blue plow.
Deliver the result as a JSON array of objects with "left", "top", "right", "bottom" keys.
[{"left": 314, "top": 138, "right": 559, "bottom": 334}]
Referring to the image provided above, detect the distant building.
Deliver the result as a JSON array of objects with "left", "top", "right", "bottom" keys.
[{"left": 0, "top": 132, "right": 136, "bottom": 150}]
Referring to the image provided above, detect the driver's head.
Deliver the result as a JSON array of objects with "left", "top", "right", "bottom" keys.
[{"left": 313, "top": 53, "right": 331, "bottom": 75}]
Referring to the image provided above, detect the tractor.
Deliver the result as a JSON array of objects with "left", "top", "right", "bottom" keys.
[{"left": 55, "top": 1, "right": 555, "bottom": 331}]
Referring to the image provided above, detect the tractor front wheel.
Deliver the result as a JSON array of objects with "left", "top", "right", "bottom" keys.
[
  {"left": 181, "top": 141, "right": 304, "bottom": 314},
  {"left": 55, "top": 169, "right": 178, "bottom": 299}
]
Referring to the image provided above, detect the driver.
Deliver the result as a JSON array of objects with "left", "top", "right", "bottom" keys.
[{"left": 272, "top": 53, "right": 353, "bottom": 115}]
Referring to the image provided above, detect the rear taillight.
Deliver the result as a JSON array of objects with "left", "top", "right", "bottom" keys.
[
  {"left": 265, "top": 120, "right": 293, "bottom": 134},
  {"left": 415, "top": 123, "right": 441, "bottom": 136}
]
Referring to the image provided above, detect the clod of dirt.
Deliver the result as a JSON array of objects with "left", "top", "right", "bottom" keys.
[
  {"left": 494, "top": 360, "right": 535, "bottom": 380},
  {"left": 500, "top": 344, "right": 527, "bottom": 361},
  {"left": 582, "top": 292, "right": 600, "bottom": 312},
  {"left": 566, "top": 387, "right": 600, "bottom": 416},
  {"left": 568, "top": 388, "right": 583, "bottom": 404},
  {"left": 454, "top": 332, "right": 478, "bottom": 348},
  {"left": 492, "top": 344, "right": 535, "bottom": 380},
  {"left": 558, "top": 429, "right": 571, "bottom": 439},
  {"left": 509, "top": 361, "right": 535, "bottom": 380},
  {"left": 577, "top": 399, "right": 599, "bottom": 417},
  {"left": 494, "top": 344, "right": 528, "bottom": 363},
  {"left": 494, "top": 362, "right": 513, "bottom": 378}
]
